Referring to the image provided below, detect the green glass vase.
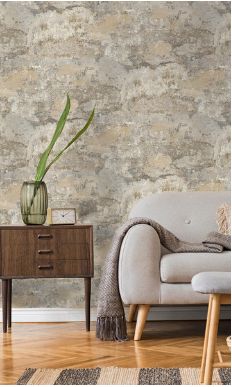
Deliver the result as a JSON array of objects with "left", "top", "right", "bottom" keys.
[{"left": 20, "top": 181, "right": 48, "bottom": 225}]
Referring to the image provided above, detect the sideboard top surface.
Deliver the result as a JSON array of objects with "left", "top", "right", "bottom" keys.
[{"left": 0, "top": 224, "right": 93, "bottom": 230}]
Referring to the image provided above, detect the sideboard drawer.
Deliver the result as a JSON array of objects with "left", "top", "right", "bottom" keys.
[{"left": 36, "top": 259, "right": 89, "bottom": 277}]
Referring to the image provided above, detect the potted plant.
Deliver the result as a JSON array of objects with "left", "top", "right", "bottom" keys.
[{"left": 20, "top": 95, "right": 94, "bottom": 225}]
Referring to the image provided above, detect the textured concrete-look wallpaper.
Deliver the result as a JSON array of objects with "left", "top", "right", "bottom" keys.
[{"left": 0, "top": 1, "right": 230, "bottom": 308}]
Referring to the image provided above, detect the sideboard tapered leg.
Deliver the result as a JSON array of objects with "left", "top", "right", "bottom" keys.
[
  {"left": 84, "top": 278, "right": 91, "bottom": 331},
  {"left": 7, "top": 279, "right": 12, "bottom": 328},
  {"left": 2, "top": 279, "right": 8, "bottom": 333}
]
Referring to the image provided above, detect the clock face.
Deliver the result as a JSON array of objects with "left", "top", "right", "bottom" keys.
[{"left": 51, "top": 208, "right": 76, "bottom": 224}]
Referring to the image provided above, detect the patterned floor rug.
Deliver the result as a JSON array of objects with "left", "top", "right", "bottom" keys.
[{"left": 17, "top": 367, "right": 231, "bottom": 385}]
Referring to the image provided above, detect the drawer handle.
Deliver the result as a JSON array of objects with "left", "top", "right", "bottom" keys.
[
  {"left": 38, "top": 265, "right": 53, "bottom": 270},
  {"left": 38, "top": 234, "right": 53, "bottom": 239},
  {"left": 38, "top": 249, "right": 53, "bottom": 254}
]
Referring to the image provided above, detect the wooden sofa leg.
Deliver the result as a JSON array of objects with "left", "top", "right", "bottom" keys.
[
  {"left": 134, "top": 304, "right": 150, "bottom": 341},
  {"left": 128, "top": 305, "right": 138, "bottom": 322}
]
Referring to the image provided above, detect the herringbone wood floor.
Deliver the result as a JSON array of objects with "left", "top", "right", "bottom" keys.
[{"left": 0, "top": 320, "right": 230, "bottom": 385}]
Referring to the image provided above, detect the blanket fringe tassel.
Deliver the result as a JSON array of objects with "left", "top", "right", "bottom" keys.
[{"left": 96, "top": 315, "right": 128, "bottom": 341}]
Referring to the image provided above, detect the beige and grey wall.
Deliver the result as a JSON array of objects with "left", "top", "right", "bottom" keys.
[{"left": 0, "top": 1, "right": 230, "bottom": 310}]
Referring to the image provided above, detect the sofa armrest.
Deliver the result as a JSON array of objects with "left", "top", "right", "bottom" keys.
[{"left": 119, "top": 224, "right": 161, "bottom": 305}]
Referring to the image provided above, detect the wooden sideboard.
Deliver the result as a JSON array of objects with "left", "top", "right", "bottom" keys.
[{"left": 0, "top": 224, "right": 94, "bottom": 333}]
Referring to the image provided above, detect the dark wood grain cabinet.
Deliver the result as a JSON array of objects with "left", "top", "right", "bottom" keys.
[{"left": 0, "top": 225, "right": 94, "bottom": 333}]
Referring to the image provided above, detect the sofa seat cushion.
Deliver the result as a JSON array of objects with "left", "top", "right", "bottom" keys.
[{"left": 160, "top": 251, "right": 231, "bottom": 283}]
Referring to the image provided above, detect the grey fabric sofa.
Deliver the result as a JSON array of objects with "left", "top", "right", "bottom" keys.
[{"left": 118, "top": 191, "right": 231, "bottom": 340}]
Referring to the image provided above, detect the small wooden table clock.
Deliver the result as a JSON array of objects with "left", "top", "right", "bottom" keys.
[{"left": 47, "top": 208, "right": 76, "bottom": 225}]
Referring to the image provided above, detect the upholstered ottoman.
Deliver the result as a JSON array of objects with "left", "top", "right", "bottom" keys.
[{"left": 192, "top": 272, "right": 231, "bottom": 385}]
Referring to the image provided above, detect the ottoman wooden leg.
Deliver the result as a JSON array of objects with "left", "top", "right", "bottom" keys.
[
  {"left": 203, "top": 294, "right": 220, "bottom": 385},
  {"left": 200, "top": 295, "right": 213, "bottom": 384}
]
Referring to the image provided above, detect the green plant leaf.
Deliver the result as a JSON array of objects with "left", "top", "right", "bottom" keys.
[
  {"left": 39, "top": 107, "right": 95, "bottom": 181},
  {"left": 35, "top": 95, "right": 71, "bottom": 182}
]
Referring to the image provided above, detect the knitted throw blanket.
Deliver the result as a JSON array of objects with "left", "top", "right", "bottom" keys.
[{"left": 96, "top": 217, "right": 231, "bottom": 341}]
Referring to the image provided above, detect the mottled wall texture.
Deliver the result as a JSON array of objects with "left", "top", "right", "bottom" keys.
[{"left": 0, "top": 1, "right": 230, "bottom": 308}]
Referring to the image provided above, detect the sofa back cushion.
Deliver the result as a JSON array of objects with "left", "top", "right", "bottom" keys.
[{"left": 129, "top": 191, "right": 230, "bottom": 242}]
